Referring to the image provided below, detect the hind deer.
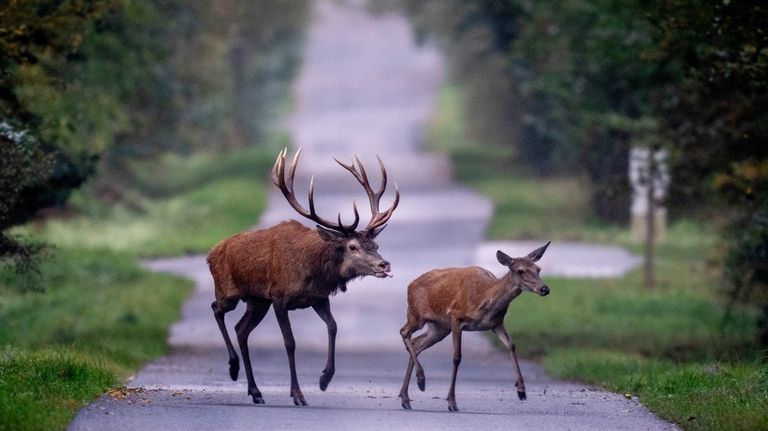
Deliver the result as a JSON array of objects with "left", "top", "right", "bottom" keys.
[
  {"left": 398, "top": 242, "right": 551, "bottom": 411},
  {"left": 207, "top": 148, "right": 399, "bottom": 406}
]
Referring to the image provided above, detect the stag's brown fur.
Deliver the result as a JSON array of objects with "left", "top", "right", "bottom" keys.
[
  {"left": 209, "top": 148, "right": 398, "bottom": 407},
  {"left": 399, "top": 242, "right": 551, "bottom": 411},
  {"left": 208, "top": 221, "right": 351, "bottom": 306}
]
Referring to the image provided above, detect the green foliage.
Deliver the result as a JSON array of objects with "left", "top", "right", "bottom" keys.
[
  {"left": 717, "top": 161, "right": 768, "bottom": 345},
  {"left": 0, "top": 247, "right": 192, "bottom": 429},
  {"left": 0, "top": 1, "right": 103, "bottom": 260},
  {"left": 0, "top": 0, "right": 308, "bottom": 266}
]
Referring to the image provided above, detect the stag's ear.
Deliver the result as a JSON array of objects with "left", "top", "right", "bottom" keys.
[
  {"left": 316, "top": 225, "right": 344, "bottom": 242},
  {"left": 527, "top": 241, "right": 551, "bottom": 262},
  {"left": 367, "top": 224, "right": 387, "bottom": 239},
  {"left": 496, "top": 250, "right": 513, "bottom": 266}
]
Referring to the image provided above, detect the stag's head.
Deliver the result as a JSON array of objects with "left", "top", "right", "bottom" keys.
[
  {"left": 496, "top": 242, "right": 551, "bottom": 296},
  {"left": 272, "top": 148, "right": 400, "bottom": 280}
]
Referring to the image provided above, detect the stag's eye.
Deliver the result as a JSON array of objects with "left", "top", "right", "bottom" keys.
[
  {"left": 348, "top": 244, "right": 357, "bottom": 251},
  {"left": 517, "top": 269, "right": 525, "bottom": 275}
]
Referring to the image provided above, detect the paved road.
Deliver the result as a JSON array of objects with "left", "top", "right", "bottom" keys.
[{"left": 69, "top": 2, "right": 676, "bottom": 430}]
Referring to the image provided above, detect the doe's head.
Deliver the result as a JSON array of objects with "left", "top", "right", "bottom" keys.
[{"left": 496, "top": 241, "right": 551, "bottom": 296}]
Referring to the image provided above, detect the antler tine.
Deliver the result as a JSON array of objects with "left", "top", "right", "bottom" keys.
[
  {"left": 307, "top": 175, "right": 360, "bottom": 231},
  {"left": 334, "top": 154, "right": 400, "bottom": 233},
  {"left": 273, "top": 147, "right": 355, "bottom": 233},
  {"left": 375, "top": 155, "right": 388, "bottom": 195},
  {"left": 271, "top": 147, "right": 286, "bottom": 187},
  {"left": 367, "top": 181, "right": 400, "bottom": 232}
]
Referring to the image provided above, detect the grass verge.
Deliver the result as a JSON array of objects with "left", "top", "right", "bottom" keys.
[{"left": 0, "top": 248, "right": 193, "bottom": 431}]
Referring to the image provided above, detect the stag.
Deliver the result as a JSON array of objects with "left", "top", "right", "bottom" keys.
[
  {"left": 398, "top": 242, "right": 551, "bottom": 411},
  {"left": 207, "top": 148, "right": 399, "bottom": 406}
]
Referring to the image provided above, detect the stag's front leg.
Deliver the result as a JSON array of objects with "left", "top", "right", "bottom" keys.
[
  {"left": 273, "top": 304, "right": 307, "bottom": 406},
  {"left": 493, "top": 325, "right": 526, "bottom": 400},
  {"left": 447, "top": 320, "right": 463, "bottom": 412},
  {"left": 312, "top": 298, "right": 337, "bottom": 391}
]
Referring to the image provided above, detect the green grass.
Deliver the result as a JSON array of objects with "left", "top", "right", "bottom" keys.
[
  {"left": 544, "top": 350, "right": 768, "bottom": 431},
  {"left": 0, "top": 349, "right": 114, "bottom": 431},
  {"left": 0, "top": 248, "right": 193, "bottom": 430},
  {"left": 427, "top": 85, "right": 768, "bottom": 430}
]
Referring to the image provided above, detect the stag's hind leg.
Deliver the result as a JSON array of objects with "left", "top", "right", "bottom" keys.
[
  {"left": 211, "top": 298, "right": 240, "bottom": 380},
  {"left": 235, "top": 299, "right": 271, "bottom": 404}
]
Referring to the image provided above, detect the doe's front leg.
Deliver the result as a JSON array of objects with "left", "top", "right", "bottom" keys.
[
  {"left": 493, "top": 325, "right": 526, "bottom": 400},
  {"left": 447, "top": 321, "right": 463, "bottom": 412}
]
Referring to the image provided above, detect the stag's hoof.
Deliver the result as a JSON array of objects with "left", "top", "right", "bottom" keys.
[
  {"left": 417, "top": 374, "right": 426, "bottom": 392},
  {"left": 447, "top": 402, "right": 459, "bottom": 412},
  {"left": 400, "top": 395, "right": 412, "bottom": 410},
  {"left": 518, "top": 389, "right": 527, "bottom": 401},
  {"left": 249, "top": 388, "right": 264, "bottom": 404},
  {"left": 291, "top": 389, "right": 308, "bottom": 406},
  {"left": 319, "top": 369, "right": 334, "bottom": 391},
  {"left": 229, "top": 358, "right": 240, "bottom": 381}
]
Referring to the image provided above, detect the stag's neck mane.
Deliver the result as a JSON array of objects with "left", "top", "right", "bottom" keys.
[{"left": 307, "top": 238, "right": 352, "bottom": 295}]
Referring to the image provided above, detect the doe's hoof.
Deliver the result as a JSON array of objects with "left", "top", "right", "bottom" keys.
[{"left": 518, "top": 390, "right": 527, "bottom": 401}]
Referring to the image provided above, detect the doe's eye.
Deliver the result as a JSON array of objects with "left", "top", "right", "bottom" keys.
[
  {"left": 517, "top": 269, "right": 525, "bottom": 275},
  {"left": 348, "top": 244, "right": 357, "bottom": 251}
]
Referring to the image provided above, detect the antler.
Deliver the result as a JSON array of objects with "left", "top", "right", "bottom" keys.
[
  {"left": 272, "top": 147, "right": 360, "bottom": 233},
  {"left": 334, "top": 155, "right": 400, "bottom": 233},
  {"left": 272, "top": 148, "right": 400, "bottom": 235}
]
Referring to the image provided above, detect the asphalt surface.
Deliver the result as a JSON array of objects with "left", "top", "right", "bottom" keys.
[{"left": 69, "top": 1, "right": 677, "bottom": 430}]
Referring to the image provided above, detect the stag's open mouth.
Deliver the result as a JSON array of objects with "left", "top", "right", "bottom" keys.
[{"left": 373, "top": 270, "right": 392, "bottom": 278}]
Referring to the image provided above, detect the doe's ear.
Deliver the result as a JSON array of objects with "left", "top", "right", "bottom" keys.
[
  {"left": 527, "top": 241, "right": 551, "bottom": 262},
  {"left": 316, "top": 225, "right": 344, "bottom": 242},
  {"left": 496, "top": 250, "right": 513, "bottom": 266}
]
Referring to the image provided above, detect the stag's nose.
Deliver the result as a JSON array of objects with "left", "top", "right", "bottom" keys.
[
  {"left": 379, "top": 260, "right": 391, "bottom": 271},
  {"left": 540, "top": 285, "right": 550, "bottom": 296}
]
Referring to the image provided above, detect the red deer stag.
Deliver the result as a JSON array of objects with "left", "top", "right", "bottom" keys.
[
  {"left": 207, "top": 148, "right": 399, "bottom": 406},
  {"left": 398, "top": 242, "right": 551, "bottom": 411}
]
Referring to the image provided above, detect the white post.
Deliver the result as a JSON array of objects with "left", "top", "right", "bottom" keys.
[{"left": 629, "top": 147, "right": 669, "bottom": 242}]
